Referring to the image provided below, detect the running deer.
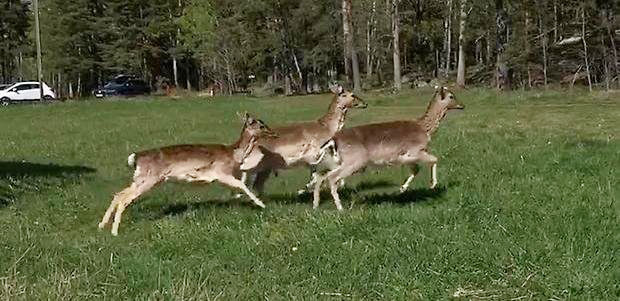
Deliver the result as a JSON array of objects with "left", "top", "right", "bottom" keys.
[
  {"left": 312, "top": 87, "right": 464, "bottom": 210},
  {"left": 241, "top": 84, "right": 367, "bottom": 195},
  {"left": 98, "top": 113, "right": 275, "bottom": 236}
]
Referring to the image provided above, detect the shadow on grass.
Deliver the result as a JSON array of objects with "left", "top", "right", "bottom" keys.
[
  {"left": 360, "top": 185, "right": 449, "bottom": 205},
  {"left": 266, "top": 179, "right": 396, "bottom": 205},
  {"left": 142, "top": 198, "right": 261, "bottom": 220},
  {"left": 0, "top": 161, "right": 96, "bottom": 206},
  {"left": 150, "top": 180, "right": 450, "bottom": 218}
]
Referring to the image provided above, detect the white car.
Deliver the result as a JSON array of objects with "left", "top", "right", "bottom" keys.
[{"left": 0, "top": 81, "right": 56, "bottom": 105}]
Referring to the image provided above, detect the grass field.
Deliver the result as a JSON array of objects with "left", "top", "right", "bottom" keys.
[{"left": 0, "top": 88, "right": 618, "bottom": 300}]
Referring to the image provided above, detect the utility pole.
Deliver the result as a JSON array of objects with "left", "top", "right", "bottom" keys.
[{"left": 33, "top": 0, "right": 43, "bottom": 99}]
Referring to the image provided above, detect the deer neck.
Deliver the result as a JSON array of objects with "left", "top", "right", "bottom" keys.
[
  {"left": 231, "top": 130, "right": 258, "bottom": 164},
  {"left": 418, "top": 101, "right": 449, "bottom": 136},
  {"left": 318, "top": 98, "right": 347, "bottom": 134}
]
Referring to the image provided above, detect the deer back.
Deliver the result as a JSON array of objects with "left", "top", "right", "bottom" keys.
[{"left": 333, "top": 121, "right": 429, "bottom": 164}]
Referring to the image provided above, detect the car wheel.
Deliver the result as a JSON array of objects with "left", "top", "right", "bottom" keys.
[
  {"left": 0, "top": 97, "right": 10, "bottom": 106},
  {"left": 43, "top": 95, "right": 54, "bottom": 101}
]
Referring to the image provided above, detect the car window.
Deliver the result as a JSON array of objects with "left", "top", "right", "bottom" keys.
[
  {"left": 129, "top": 80, "right": 146, "bottom": 86},
  {"left": 15, "top": 84, "right": 30, "bottom": 91},
  {"left": 30, "top": 84, "right": 40, "bottom": 90},
  {"left": 112, "top": 76, "right": 130, "bottom": 84}
]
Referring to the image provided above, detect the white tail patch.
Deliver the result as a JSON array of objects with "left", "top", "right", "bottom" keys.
[{"left": 127, "top": 153, "right": 136, "bottom": 168}]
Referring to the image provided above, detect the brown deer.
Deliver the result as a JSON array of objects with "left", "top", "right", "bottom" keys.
[
  {"left": 98, "top": 113, "right": 275, "bottom": 236},
  {"left": 241, "top": 84, "right": 367, "bottom": 195},
  {"left": 312, "top": 87, "right": 464, "bottom": 210}
]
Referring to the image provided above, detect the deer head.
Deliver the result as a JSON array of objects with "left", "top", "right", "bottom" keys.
[
  {"left": 432, "top": 86, "right": 464, "bottom": 110},
  {"left": 330, "top": 84, "right": 367, "bottom": 110},
  {"left": 241, "top": 113, "right": 276, "bottom": 138}
]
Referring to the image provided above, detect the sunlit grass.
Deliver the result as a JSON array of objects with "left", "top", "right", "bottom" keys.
[{"left": 0, "top": 88, "right": 618, "bottom": 299}]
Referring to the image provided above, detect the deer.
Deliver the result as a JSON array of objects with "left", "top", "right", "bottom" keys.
[
  {"left": 240, "top": 84, "right": 367, "bottom": 196},
  {"left": 311, "top": 87, "right": 464, "bottom": 210},
  {"left": 98, "top": 113, "right": 276, "bottom": 236}
]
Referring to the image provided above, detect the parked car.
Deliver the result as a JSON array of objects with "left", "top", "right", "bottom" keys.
[
  {"left": 93, "top": 75, "right": 150, "bottom": 98},
  {"left": 0, "top": 81, "right": 56, "bottom": 105}
]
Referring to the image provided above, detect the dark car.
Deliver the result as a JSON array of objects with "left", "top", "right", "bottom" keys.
[{"left": 94, "top": 75, "right": 150, "bottom": 98}]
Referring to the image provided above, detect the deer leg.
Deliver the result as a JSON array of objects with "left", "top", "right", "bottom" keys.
[
  {"left": 418, "top": 152, "right": 438, "bottom": 189},
  {"left": 299, "top": 168, "right": 319, "bottom": 195},
  {"left": 312, "top": 171, "right": 332, "bottom": 209},
  {"left": 399, "top": 164, "right": 421, "bottom": 192},
  {"left": 251, "top": 169, "right": 271, "bottom": 196},
  {"left": 110, "top": 179, "right": 159, "bottom": 236},
  {"left": 235, "top": 171, "right": 257, "bottom": 199},
  {"left": 326, "top": 163, "right": 362, "bottom": 211},
  {"left": 328, "top": 176, "right": 344, "bottom": 211},
  {"left": 218, "top": 175, "right": 266, "bottom": 208},
  {"left": 98, "top": 191, "right": 124, "bottom": 229}
]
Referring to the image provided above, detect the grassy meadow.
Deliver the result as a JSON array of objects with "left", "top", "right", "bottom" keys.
[{"left": 0, "top": 88, "right": 618, "bottom": 300}]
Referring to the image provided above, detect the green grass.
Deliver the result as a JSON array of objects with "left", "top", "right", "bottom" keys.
[{"left": 0, "top": 88, "right": 618, "bottom": 300}]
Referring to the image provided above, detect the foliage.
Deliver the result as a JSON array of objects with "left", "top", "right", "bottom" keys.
[
  {"left": 0, "top": 0, "right": 30, "bottom": 82},
  {"left": 1, "top": 0, "right": 618, "bottom": 95}
]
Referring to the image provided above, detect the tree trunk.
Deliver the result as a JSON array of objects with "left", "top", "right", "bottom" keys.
[
  {"left": 173, "top": 57, "right": 179, "bottom": 88},
  {"left": 198, "top": 63, "right": 204, "bottom": 90},
  {"left": 456, "top": 0, "right": 467, "bottom": 87},
  {"left": 342, "top": 0, "right": 352, "bottom": 86},
  {"left": 284, "top": 74, "right": 292, "bottom": 95},
  {"left": 541, "top": 30, "right": 548, "bottom": 88},
  {"left": 342, "top": 0, "right": 361, "bottom": 92},
  {"left": 186, "top": 67, "right": 191, "bottom": 91},
  {"left": 537, "top": 2, "right": 548, "bottom": 88},
  {"left": 292, "top": 51, "right": 303, "bottom": 89},
  {"left": 366, "top": 0, "right": 377, "bottom": 78},
  {"left": 601, "top": 36, "right": 610, "bottom": 91},
  {"left": 581, "top": 6, "right": 592, "bottom": 92},
  {"left": 444, "top": 0, "right": 452, "bottom": 77},
  {"left": 57, "top": 72, "right": 62, "bottom": 99},
  {"left": 392, "top": 0, "right": 401, "bottom": 91},
  {"left": 524, "top": 9, "right": 531, "bottom": 88},
  {"left": 495, "top": 0, "right": 511, "bottom": 90},
  {"left": 366, "top": 18, "right": 372, "bottom": 78},
  {"left": 605, "top": 10, "right": 619, "bottom": 88},
  {"left": 77, "top": 73, "right": 81, "bottom": 98},
  {"left": 485, "top": 31, "right": 491, "bottom": 65},
  {"left": 553, "top": 0, "right": 558, "bottom": 42},
  {"left": 352, "top": 50, "right": 361, "bottom": 92},
  {"left": 435, "top": 47, "right": 440, "bottom": 77},
  {"left": 17, "top": 52, "right": 23, "bottom": 81},
  {"left": 225, "top": 55, "right": 233, "bottom": 95}
]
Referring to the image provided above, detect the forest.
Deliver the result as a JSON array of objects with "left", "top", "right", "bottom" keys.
[{"left": 0, "top": 0, "right": 618, "bottom": 97}]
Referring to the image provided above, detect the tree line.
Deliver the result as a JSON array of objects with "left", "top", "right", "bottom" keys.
[{"left": 0, "top": 0, "right": 618, "bottom": 98}]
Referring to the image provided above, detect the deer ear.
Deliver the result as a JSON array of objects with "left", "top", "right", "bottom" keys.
[
  {"left": 329, "top": 83, "right": 343, "bottom": 95},
  {"left": 245, "top": 112, "right": 255, "bottom": 124},
  {"left": 236, "top": 111, "right": 245, "bottom": 123},
  {"left": 438, "top": 86, "right": 446, "bottom": 99}
]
